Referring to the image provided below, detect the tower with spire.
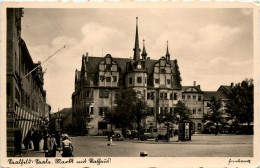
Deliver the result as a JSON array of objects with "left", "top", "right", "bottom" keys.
[
  {"left": 166, "top": 41, "right": 170, "bottom": 62},
  {"left": 72, "top": 17, "right": 183, "bottom": 136},
  {"left": 133, "top": 17, "right": 141, "bottom": 62},
  {"left": 142, "top": 39, "right": 147, "bottom": 60}
]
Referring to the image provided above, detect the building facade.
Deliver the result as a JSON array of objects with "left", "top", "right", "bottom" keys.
[
  {"left": 6, "top": 8, "right": 50, "bottom": 156},
  {"left": 72, "top": 18, "right": 183, "bottom": 135},
  {"left": 71, "top": 18, "right": 235, "bottom": 136},
  {"left": 181, "top": 82, "right": 204, "bottom": 133}
]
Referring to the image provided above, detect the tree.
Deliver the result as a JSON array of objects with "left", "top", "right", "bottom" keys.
[
  {"left": 204, "top": 96, "right": 225, "bottom": 135},
  {"left": 131, "top": 91, "right": 148, "bottom": 140},
  {"left": 226, "top": 78, "right": 253, "bottom": 133},
  {"left": 174, "top": 100, "right": 191, "bottom": 122},
  {"left": 104, "top": 108, "right": 118, "bottom": 131},
  {"left": 110, "top": 88, "right": 148, "bottom": 140}
]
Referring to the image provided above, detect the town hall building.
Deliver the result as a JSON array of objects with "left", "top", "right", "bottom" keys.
[{"left": 71, "top": 18, "right": 226, "bottom": 135}]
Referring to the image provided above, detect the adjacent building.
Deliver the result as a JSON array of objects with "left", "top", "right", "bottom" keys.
[
  {"left": 6, "top": 8, "right": 50, "bottom": 156},
  {"left": 181, "top": 82, "right": 204, "bottom": 133}
]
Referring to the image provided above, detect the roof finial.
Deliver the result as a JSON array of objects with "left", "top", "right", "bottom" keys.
[
  {"left": 166, "top": 41, "right": 170, "bottom": 62},
  {"left": 133, "top": 17, "right": 140, "bottom": 61},
  {"left": 141, "top": 39, "right": 147, "bottom": 59}
]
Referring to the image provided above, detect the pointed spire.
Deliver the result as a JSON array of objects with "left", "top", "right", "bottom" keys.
[
  {"left": 166, "top": 41, "right": 170, "bottom": 62},
  {"left": 81, "top": 54, "right": 86, "bottom": 75},
  {"left": 141, "top": 39, "right": 147, "bottom": 60},
  {"left": 133, "top": 17, "right": 140, "bottom": 61}
]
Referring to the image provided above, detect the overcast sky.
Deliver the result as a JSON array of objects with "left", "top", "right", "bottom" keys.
[{"left": 21, "top": 8, "right": 253, "bottom": 112}]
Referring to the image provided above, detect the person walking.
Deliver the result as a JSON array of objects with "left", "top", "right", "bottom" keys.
[
  {"left": 32, "top": 130, "right": 41, "bottom": 151},
  {"left": 61, "top": 134, "right": 73, "bottom": 157},
  {"left": 43, "top": 129, "right": 49, "bottom": 153},
  {"left": 46, "top": 134, "right": 57, "bottom": 157},
  {"left": 23, "top": 129, "right": 32, "bottom": 150}
]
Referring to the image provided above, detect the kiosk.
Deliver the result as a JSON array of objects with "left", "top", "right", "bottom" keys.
[{"left": 178, "top": 121, "right": 192, "bottom": 141}]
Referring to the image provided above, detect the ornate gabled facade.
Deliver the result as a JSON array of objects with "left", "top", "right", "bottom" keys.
[{"left": 72, "top": 18, "right": 183, "bottom": 135}]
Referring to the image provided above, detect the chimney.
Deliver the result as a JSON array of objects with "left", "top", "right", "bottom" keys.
[
  {"left": 231, "top": 82, "right": 234, "bottom": 87},
  {"left": 193, "top": 81, "right": 196, "bottom": 87},
  {"left": 197, "top": 85, "right": 200, "bottom": 89}
]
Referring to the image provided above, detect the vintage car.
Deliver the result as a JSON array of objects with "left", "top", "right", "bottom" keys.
[{"left": 107, "top": 130, "right": 124, "bottom": 141}]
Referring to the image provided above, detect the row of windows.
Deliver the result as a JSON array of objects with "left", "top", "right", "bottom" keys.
[
  {"left": 182, "top": 95, "right": 202, "bottom": 101},
  {"left": 154, "top": 79, "right": 171, "bottom": 85},
  {"left": 99, "top": 90, "right": 109, "bottom": 98},
  {"left": 159, "top": 107, "right": 174, "bottom": 114},
  {"left": 191, "top": 107, "right": 202, "bottom": 114},
  {"left": 129, "top": 76, "right": 147, "bottom": 85},
  {"left": 74, "top": 106, "right": 203, "bottom": 118},
  {"left": 159, "top": 92, "right": 178, "bottom": 100},
  {"left": 74, "top": 106, "right": 94, "bottom": 116},
  {"left": 100, "top": 76, "right": 117, "bottom": 82}
]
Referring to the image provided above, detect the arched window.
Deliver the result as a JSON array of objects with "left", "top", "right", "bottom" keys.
[{"left": 197, "top": 123, "right": 202, "bottom": 130}]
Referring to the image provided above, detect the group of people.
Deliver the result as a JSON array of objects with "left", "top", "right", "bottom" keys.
[{"left": 23, "top": 128, "right": 73, "bottom": 157}]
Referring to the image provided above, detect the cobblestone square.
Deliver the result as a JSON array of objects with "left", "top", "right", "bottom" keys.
[{"left": 68, "top": 135, "right": 253, "bottom": 157}]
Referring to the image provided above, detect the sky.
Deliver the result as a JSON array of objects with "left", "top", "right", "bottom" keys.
[{"left": 21, "top": 8, "right": 254, "bottom": 112}]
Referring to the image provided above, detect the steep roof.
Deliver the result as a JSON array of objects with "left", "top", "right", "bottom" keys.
[
  {"left": 217, "top": 85, "right": 232, "bottom": 95},
  {"left": 83, "top": 56, "right": 182, "bottom": 89},
  {"left": 53, "top": 108, "right": 72, "bottom": 118},
  {"left": 182, "top": 86, "right": 203, "bottom": 93},
  {"left": 204, "top": 91, "right": 228, "bottom": 100}
]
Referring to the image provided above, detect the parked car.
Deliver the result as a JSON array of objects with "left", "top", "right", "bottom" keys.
[
  {"left": 155, "top": 134, "right": 169, "bottom": 142},
  {"left": 107, "top": 130, "right": 124, "bottom": 141},
  {"left": 127, "top": 130, "right": 138, "bottom": 139}
]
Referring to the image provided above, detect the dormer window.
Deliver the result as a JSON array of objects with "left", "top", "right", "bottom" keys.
[
  {"left": 161, "top": 68, "right": 166, "bottom": 74},
  {"left": 106, "top": 65, "right": 111, "bottom": 71}
]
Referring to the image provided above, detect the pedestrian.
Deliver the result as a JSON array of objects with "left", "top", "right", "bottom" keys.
[
  {"left": 55, "top": 132, "right": 61, "bottom": 150},
  {"left": 61, "top": 134, "right": 73, "bottom": 157},
  {"left": 43, "top": 128, "right": 49, "bottom": 153},
  {"left": 46, "top": 133, "right": 57, "bottom": 157},
  {"left": 23, "top": 129, "right": 32, "bottom": 150},
  {"left": 32, "top": 130, "right": 41, "bottom": 151}
]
